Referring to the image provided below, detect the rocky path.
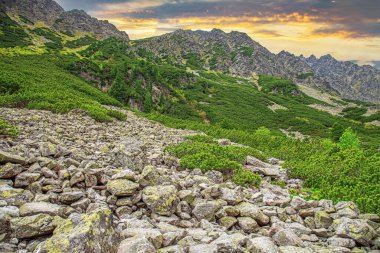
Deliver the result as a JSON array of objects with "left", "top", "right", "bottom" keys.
[{"left": 0, "top": 108, "right": 379, "bottom": 253}]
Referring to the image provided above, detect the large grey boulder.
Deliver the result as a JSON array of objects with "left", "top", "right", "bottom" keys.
[
  {"left": 0, "top": 151, "right": 27, "bottom": 165},
  {"left": 19, "top": 202, "right": 64, "bottom": 217},
  {"left": 261, "top": 183, "right": 291, "bottom": 207},
  {"left": 335, "top": 218, "right": 376, "bottom": 246},
  {"left": 0, "top": 163, "right": 24, "bottom": 179},
  {"left": 11, "top": 213, "right": 64, "bottom": 239},
  {"left": 122, "top": 228, "right": 163, "bottom": 249},
  {"left": 36, "top": 208, "right": 120, "bottom": 253},
  {"left": 142, "top": 185, "right": 178, "bottom": 216},
  {"left": 107, "top": 179, "right": 140, "bottom": 197},
  {"left": 236, "top": 202, "right": 269, "bottom": 225},
  {"left": 192, "top": 202, "right": 220, "bottom": 221},
  {"left": 273, "top": 229, "right": 304, "bottom": 247},
  {"left": 246, "top": 236, "right": 279, "bottom": 253},
  {"left": 0, "top": 185, "right": 34, "bottom": 206},
  {"left": 117, "top": 236, "right": 156, "bottom": 253}
]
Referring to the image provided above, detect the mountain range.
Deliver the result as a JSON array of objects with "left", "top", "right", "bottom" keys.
[{"left": 0, "top": 0, "right": 379, "bottom": 103}]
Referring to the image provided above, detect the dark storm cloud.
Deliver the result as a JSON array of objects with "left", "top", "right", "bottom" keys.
[{"left": 56, "top": 0, "right": 380, "bottom": 38}]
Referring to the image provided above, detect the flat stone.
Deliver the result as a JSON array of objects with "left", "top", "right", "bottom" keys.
[
  {"left": 19, "top": 202, "right": 63, "bottom": 216},
  {"left": 107, "top": 179, "right": 139, "bottom": 197},
  {"left": 0, "top": 151, "right": 27, "bottom": 165}
]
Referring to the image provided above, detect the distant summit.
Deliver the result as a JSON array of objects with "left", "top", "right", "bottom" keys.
[{"left": 0, "top": 0, "right": 129, "bottom": 41}]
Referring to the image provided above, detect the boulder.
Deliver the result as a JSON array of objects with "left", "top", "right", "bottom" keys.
[
  {"left": 273, "top": 229, "right": 304, "bottom": 247},
  {"left": 107, "top": 179, "right": 139, "bottom": 197},
  {"left": 117, "top": 236, "right": 156, "bottom": 253},
  {"left": 278, "top": 246, "right": 313, "bottom": 253},
  {"left": 246, "top": 236, "right": 279, "bottom": 253},
  {"left": 335, "top": 201, "right": 359, "bottom": 219},
  {"left": 138, "top": 166, "right": 159, "bottom": 187},
  {"left": 237, "top": 217, "right": 258, "bottom": 233},
  {"left": 159, "top": 245, "right": 185, "bottom": 253},
  {"left": 189, "top": 244, "right": 218, "bottom": 253},
  {"left": 0, "top": 151, "right": 27, "bottom": 165},
  {"left": 10, "top": 213, "right": 64, "bottom": 239},
  {"left": 261, "top": 183, "right": 291, "bottom": 207},
  {"left": 236, "top": 202, "right": 269, "bottom": 225},
  {"left": 290, "top": 197, "right": 311, "bottom": 210},
  {"left": 327, "top": 236, "right": 356, "bottom": 249},
  {"left": 192, "top": 202, "right": 220, "bottom": 221},
  {"left": 218, "top": 216, "right": 237, "bottom": 229},
  {"left": 211, "top": 233, "right": 247, "bottom": 252},
  {"left": 60, "top": 191, "right": 85, "bottom": 204},
  {"left": 246, "top": 156, "right": 270, "bottom": 168},
  {"left": 220, "top": 188, "right": 244, "bottom": 205},
  {"left": 36, "top": 208, "right": 120, "bottom": 253},
  {"left": 122, "top": 228, "right": 163, "bottom": 249},
  {"left": 0, "top": 163, "right": 24, "bottom": 179},
  {"left": 19, "top": 202, "right": 63, "bottom": 217},
  {"left": 314, "top": 211, "right": 333, "bottom": 229},
  {"left": 335, "top": 218, "right": 376, "bottom": 246},
  {"left": 14, "top": 172, "right": 41, "bottom": 188},
  {"left": 142, "top": 185, "right": 177, "bottom": 216},
  {"left": 0, "top": 185, "right": 34, "bottom": 206}
]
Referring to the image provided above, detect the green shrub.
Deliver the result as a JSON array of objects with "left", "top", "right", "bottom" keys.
[
  {"left": 271, "top": 180, "right": 286, "bottom": 189},
  {"left": 339, "top": 127, "right": 360, "bottom": 149},
  {"left": 107, "top": 110, "right": 127, "bottom": 121},
  {"left": 0, "top": 119, "right": 19, "bottom": 137},
  {"left": 255, "top": 126, "right": 271, "bottom": 136},
  {"left": 180, "top": 152, "right": 242, "bottom": 172},
  {"left": 185, "top": 134, "right": 215, "bottom": 143},
  {"left": 232, "top": 168, "right": 261, "bottom": 187}
]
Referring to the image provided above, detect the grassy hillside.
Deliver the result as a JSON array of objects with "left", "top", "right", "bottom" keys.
[
  {"left": 0, "top": 18, "right": 379, "bottom": 214},
  {"left": 0, "top": 54, "right": 125, "bottom": 121}
]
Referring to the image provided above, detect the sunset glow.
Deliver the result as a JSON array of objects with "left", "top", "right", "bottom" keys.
[{"left": 56, "top": 0, "right": 380, "bottom": 67}]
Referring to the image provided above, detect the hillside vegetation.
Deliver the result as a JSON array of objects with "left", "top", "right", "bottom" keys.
[{"left": 0, "top": 13, "right": 379, "bottom": 214}]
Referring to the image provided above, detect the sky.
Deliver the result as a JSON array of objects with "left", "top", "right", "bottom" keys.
[{"left": 55, "top": 0, "right": 380, "bottom": 67}]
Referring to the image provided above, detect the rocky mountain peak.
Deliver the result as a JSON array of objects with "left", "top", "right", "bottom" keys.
[
  {"left": 0, "top": 0, "right": 64, "bottom": 26},
  {"left": 0, "top": 0, "right": 129, "bottom": 41}
]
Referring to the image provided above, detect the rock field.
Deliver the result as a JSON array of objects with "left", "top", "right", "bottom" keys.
[{"left": 0, "top": 107, "right": 379, "bottom": 253}]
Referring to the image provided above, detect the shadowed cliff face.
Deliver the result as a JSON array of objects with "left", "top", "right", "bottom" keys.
[{"left": 0, "top": 0, "right": 129, "bottom": 41}]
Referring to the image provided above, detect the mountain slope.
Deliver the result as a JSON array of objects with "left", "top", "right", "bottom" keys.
[
  {"left": 302, "top": 54, "right": 380, "bottom": 103},
  {"left": 0, "top": 0, "right": 129, "bottom": 41},
  {"left": 136, "top": 29, "right": 380, "bottom": 103}
]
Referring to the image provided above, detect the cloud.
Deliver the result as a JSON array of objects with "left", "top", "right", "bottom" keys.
[{"left": 73, "top": 0, "right": 380, "bottom": 38}]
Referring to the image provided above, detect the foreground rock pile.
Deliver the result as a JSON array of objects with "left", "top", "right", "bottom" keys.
[{"left": 0, "top": 108, "right": 379, "bottom": 253}]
